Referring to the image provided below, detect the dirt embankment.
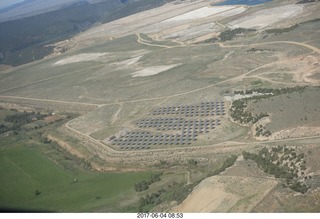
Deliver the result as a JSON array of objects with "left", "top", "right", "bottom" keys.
[{"left": 172, "top": 159, "right": 278, "bottom": 212}]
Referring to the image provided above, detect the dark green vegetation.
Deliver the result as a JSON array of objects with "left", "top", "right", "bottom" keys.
[
  {"left": 0, "top": 0, "right": 166, "bottom": 66},
  {"left": 0, "top": 109, "right": 153, "bottom": 212},
  {"left": 138, "top": 189, "right": 166, "bottom": 212},
  {"left": 2, "top": 111, "right": 48, "bottom": 132},
  {"left": 243, "top": 146, "right": 309, "bottom": 194},
  {"left": 137, "top": 179, "right": 195, "bottom": 212},
  {"left": 233, "top": 86, "right": 307, "bottom": 96},
  {"left": 246, "top": 48, "right": 274, "bottom": 53},
  {"left": 265, "top": 24, "right": 300, "bottom": 35},
  {"left": 208, "top": 155, "right": 238, "bottom": 177},
  {"left": 219, "top": 28, "right": 257, "bottom": 42},
  {"left": 134, "top": 173, "right": 163, "bottom": 192},
  {"left": 198, "top": 28, "right": 257, "bottom": 43},
  {"left": 255, "top": 124, "right": 271, "bottom": 137},
  {"left": 230, "top": 99, "right": 269, "bottom": 124},
  {"left": 297, "top": 0, "right": 320, "bottom": 4}
]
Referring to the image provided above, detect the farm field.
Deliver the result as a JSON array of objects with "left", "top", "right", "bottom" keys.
[
  {"left": 0, "top": 131, "right": 153, "bottom": 212},
  {"left": 0, "top": 0, "right": 320, "bottom": 213}
]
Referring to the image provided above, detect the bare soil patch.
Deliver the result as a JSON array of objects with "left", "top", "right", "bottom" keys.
[
  {"left": 172, "top": 159, "right": 277, "bottom": 212},
  {"left": 269, "top": 126, "right": 320, "bottom": 141},
  {"left": 229, "top": 4, "right": 304, "bottom": 29},
  {"left": 131, "top": 64, "right": 180, "bottom": 77},
  {"left": 163, "top": 6, "right": 238, "bottom": 22},
  {"left": 53, "top": 53, "right": 107, "bottom": 65}
]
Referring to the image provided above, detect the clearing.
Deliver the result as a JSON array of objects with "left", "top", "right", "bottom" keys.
[
  {"left": 131, "top": 64, "right": 180, "bottom": 77},
  {"left": 229, "top": 4, "right": 304, "bottom": 29},
  {"left": 53, "top": 53, "right": 107, "bottom": 65}
]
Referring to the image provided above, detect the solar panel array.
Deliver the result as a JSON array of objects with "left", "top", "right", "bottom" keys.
[
  {"left": 150, "top": 101, "right": 225, "bottom": 117},
  {"left": 110, "top": 101, "right": 225, "bottom": 150}
]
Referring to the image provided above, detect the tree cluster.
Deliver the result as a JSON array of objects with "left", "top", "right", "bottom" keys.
[
  {"left": 134, "top": 172, "right": 163, "bottom": 192},
  {"left": 219, "top": 28, "right": 256, "bottom": 42},
  {"left": 138, "top": 189, "right": 165, "bottom": 212},
  {"left": 196, "top": 27, "right": 257, "bottom": 44},
  {"left": 0, "top": 124, "right": 10, "bottom": 134},
  {"left": 296, "top": 0, "right": 320, "bottom": 4},
  {"left": 233, "top": 86, "right": 307, "bottom": 96},
  {"left": 242, "top": 146, "right": 309, "bottom": 194},
  {"left": 246, "top": 48, "right": 273, "bottom": 53},
  {"left": 208, "top": 155, "right": 238, "bottom": 177},
  {"left": 230, "top": 99, "right": 269, "bottom": 124},
  {"left": 255, "top": 124, "right": 272, "bottom": 137},
  {"left": 265, "top": 24, "right": 299, "bottom": 35},
  {"left": 4, "top": 111, "right": 47, "bottom": 130}
]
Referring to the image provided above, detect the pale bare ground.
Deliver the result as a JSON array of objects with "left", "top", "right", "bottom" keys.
[
  {"left": 131, "top": 64, "right": 180, "bottom": 77},
  {"left": 136, "top": 33, "right": 173, "bottom": 48},
  {"left": 173, "top": 176, "right": 238, "bottom": 212},
  {"left": 53, "top": 53, "right": 107, "bottom": 65},
  {"left": 269, "top": 126, "right": 320, "bottom": 141},
  {"left": 116, "top": 56, "right": 142, "bottom": 66},
  {"left": 190, "top": 32, "right": 220, "bottom": 44},
  {"left": 52, "top": 1, "right": 245, "bottom": 50},
  {"left": 155, "top": 5, "right": 246, "bottom": 42},
  {"left": 229, "top": 4, "right": 304, "bottom": 29},
  {"left": 76, "top": 1, "right": 209, "bottom": 40},
  {"left": 161, "top": 23, "right": 221, "bottom": 42},
  {"left": 246, "top": 53, "right": 320, "bottom": 85},
  {"left": 163, "top": 6, "right": 238, "bottom": 22},
  {"left": 172, "top": 175, "right": 277, "bottom": 212}
]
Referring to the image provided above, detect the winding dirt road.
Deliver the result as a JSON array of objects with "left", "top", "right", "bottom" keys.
[{"left": 1, "top": 34, "right": 319, "bottom": 163}]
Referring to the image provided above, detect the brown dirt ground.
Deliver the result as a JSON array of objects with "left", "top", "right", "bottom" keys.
[{"left": 171, "top": 159, "right": 277, "bottom": 212}]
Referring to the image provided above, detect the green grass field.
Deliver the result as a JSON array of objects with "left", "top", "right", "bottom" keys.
[{"left": 0, "top": 136, "right": 152, "bottom": 212}]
